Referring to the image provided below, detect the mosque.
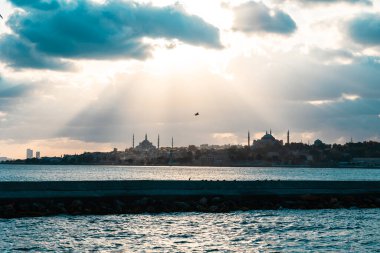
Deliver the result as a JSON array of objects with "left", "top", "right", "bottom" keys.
[
  {"left": 132, "top": 134, "right": 174, "bottom": 153},
  {"left": 134, "top": 134, "right": 157, "bottom": 152},
  {"left": 251, "top": 130, "right": 285, "bottom": 149},
  {"left": 131, "top": 130, "right": 289, "bottom": 152}
]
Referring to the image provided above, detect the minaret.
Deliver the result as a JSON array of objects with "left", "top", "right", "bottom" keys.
[
  {"left": 132, "top": 134, "right": 135, "bottom": 148},
  {"left": 157, "top": 134, "right": 160, "bottom": 149},
  {"left": 171, "top": 137, "right": 174, "bottom": 149},
  {"left": 145, "top": 133, "right": 147, "bottom": 141},
  {"left": 248, "top": 131, "right": 250, "bottom": 148},
  {"left": 287, "top": 130, "right": 290, "bottom": 145},
  {"left": 270, "top": 129, "right": 272, "bottom": 135}
]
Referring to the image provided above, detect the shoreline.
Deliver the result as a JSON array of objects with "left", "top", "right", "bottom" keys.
[{"left": 1, "top": 162, "right": 379, "bottom": 169}]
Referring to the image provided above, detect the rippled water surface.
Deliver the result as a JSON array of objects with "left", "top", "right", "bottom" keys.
[
  {"left": 1, "top": 164, "right": 380, "bottom": 181},
  {"left": 1, "top": 209, "right": 380, "bottom": 252}
]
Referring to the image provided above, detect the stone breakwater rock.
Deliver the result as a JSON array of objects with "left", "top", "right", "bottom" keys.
[
  {"left": 199, "top": 197, "right": 208, "bottom": 206},
  {"left": 1, "top": 195, "right": 380, "bottom": 218}
]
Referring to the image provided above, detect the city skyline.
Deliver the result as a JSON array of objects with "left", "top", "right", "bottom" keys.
[
  {"left": 4, "top": 127, "right": 374, "bottom": 159},
  {"left": 18, "top": 129, "right": 371, "bottom": 160},
  {"left": 0, "top": 0, "right": 380, "bottom": 159}
]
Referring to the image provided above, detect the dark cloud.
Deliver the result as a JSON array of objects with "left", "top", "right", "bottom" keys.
[
  {"left": 348, "top": 14, "right": 380, "bottom": 46},
  {"left": 0, "top": 77, "right": 33, "bottom": 116},
  {"left": 10, "top": 0, "right": 60, "bottom": 10},
  {"left": 2, "top": 0, "right": 221, "bottom": 69},
  {"left": 0, "top": 35, "right": 71, "bottom": 70},
  {"left": 233, "top": 1, "right": 296, "bottom": 35},
  {"left": 0, "top": 77, "right": 31, "bottom": 98},
  {"left": 0, "top": 84, "right": 31, "bottom": 98}
]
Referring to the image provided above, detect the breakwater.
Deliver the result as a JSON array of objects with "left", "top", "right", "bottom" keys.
[{"left": 1, "top": 180, "right": 380, "bottom": 218}]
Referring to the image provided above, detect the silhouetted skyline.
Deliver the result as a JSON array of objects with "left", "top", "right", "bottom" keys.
[{"left": 0, "top": 0, "right": 379, "bottom": 159}]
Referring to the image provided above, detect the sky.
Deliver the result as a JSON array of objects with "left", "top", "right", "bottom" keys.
[{"left": 0, "top": 0, "right": 379, "bottom": 159}]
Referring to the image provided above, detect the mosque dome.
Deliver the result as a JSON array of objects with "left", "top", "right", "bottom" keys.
[
  {"left": 252, "top": 130, "right": 283, "bottom": 149},
  {"left": 314, "top": 139, "right": 323, "bottom": 146},
  {"left": 261, "top": 133, "right": 275, "bottom": 141},
  {"left": 135, "top": 134, "right": 156, "bottom": 151}
]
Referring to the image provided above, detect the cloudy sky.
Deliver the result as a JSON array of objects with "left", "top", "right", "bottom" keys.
[{"left": 0, "top": 0, "right": 379, "bottom": 158}]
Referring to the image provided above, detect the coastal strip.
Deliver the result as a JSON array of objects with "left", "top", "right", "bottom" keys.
[{"left": 1, "top": 180, "right": 380, "bottom": 218}]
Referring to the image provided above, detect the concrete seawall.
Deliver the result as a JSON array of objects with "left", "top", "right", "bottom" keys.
[
  {"left": 1, "top": 180, "right": 380, "bottom": 218},
  {"left": 1, "top": 180, "right": 380, "bottom": 199}
]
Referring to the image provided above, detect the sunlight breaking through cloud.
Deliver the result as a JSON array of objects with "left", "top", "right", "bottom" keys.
[
  {"left": 0, "top": 0, "right": 379, "bottom": 158},
  {"left": 307, "top": 93, "right": 361, "bottom": 106}
]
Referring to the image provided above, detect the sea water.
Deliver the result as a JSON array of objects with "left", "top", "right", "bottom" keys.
[
  {"left": 1, "top": 164, "right": 380, "bottom": 251},
  {"left": 1, "top": 164, "right": 380, "bottom": 181},
  {"left": 1, "top": 209, "right": 380, "bottom": 252}
]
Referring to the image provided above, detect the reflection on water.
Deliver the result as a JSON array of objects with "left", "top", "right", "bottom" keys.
[
  {"left": 1, "top": 164, "right": 380, "bottom": 181},
  {"left": 1, "top": 209, "right": 379, "bottom": 252}
]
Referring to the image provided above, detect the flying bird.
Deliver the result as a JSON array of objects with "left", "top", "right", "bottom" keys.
[
  {"left": 194, "top": 112, "right": 199, "bottom": 116},
  {"left": 0, "top": 14, "right": 3, "bottom": 19}
]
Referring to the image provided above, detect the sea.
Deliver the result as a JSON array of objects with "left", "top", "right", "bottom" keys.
[{"left": 1, "top": 164, "right": 380, "bottom": 252}]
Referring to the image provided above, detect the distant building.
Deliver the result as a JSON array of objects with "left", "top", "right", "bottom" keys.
[
  {"left": 135, "top": 134, "right": 156, "bottom": 152},
  {"left": 36, "top": 151, "right": 41, "bottom": 159},
  {"left": 26, "top": 149, "right": 33, "bottom": 159},
  {"left": 287, "top": 130, "right": 290, "bottom": 145},
  {"left": 313, "top": 139, "right": 324, "bottom": 147},
  {"left": 200, "top": 144, "right": 209, "bottom": 150},
  {"left": 252, "top": 130, "right": 283, "bottom": 149},
  {"left": 0, "top": 157, "right": 9, "bottom": 162}
]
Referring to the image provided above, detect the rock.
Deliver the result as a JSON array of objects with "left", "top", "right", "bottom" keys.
[
  {"left": 300, "top": 195, "right": 320, "bottom": 201},
  {"left": 94, "top": 202, "right": 109, "bottom": 213},
  {"left": 70, "top": 200, "right": 83, "bottom": 212},
  {"left": 146, "top": 206, "right": 156, "bottom": 213},
  {"left": 209, "top": 205, "right": 219, "bottom": 212},
  {"left": 135, "top": 197, "right": 150, "bottom": 206},
  {"left": 342, "top": 196, "right": 355, "bottom": 202},
  {"left": 113, "top": 200, "right": 126, "bottom": 212},
  {"left": 17, "top": 203, "right": 30, "bottom": 212},
  {"left": 196, "top": 204, "right": 207, "bottom": 212},
  {"left": 175, "top": 202, "right": 191, "bottom": 210},
  {"left": 199, "top": 197, "right": 208, "bottom": 206},
  {"left": 56, "top": 202, "right": 67, "bottom": 213},
  {"left": 4, "top": 203, "right": 15, "bottom": 214},
  {"left": 224, "top": 200, "right": 237, "bottom": 209},
  {"left": 284, "top": 200, "right": 297, "bottom": 207},
  {"left": 32, "top": 202, "right": 46, "bottom": 212},
  {"left": 211, "top": 197, "right": 222, "bottom": 204}
]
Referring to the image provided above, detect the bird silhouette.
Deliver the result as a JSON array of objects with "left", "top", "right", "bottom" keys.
[
  {"left": 194, "top": 112, "right": 199, "bottom": 116},
  {"left": 0, "top": 14, "right": 3, "bottom": 19}
]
